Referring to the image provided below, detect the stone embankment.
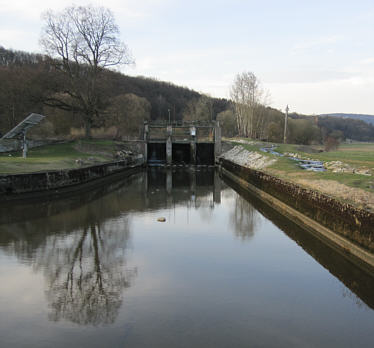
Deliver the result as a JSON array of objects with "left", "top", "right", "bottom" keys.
[
  {"left": 220, "top": 145, "right": 277, "bottom": 169},
  {"left": 0, "top": 155, "right": 143, "bottom": 199}
]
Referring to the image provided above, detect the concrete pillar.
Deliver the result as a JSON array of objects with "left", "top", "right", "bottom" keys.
[
  {"left": 190, "top": 126, "right": 196, "bottom": 165},
  {"left": 214, "top": 121, "right": 222, "bottom": 160},
  {"left": 166, "top": 125, "right": 172, "bottom": 165}
]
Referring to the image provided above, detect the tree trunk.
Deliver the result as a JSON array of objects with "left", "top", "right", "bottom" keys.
[{"left": 84, "top": 118, "right": 92, "bottom": 139}]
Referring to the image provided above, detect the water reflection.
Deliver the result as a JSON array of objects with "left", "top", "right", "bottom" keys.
[
  {"left": 230, "top": 193, "right": 260, "bottom": 241},
  {"left": 0, "top": 168, "right": 224, "bottom": 326},
  {"left": 0, "top": 167, "right": 373, "bottom": 337},
  {"left": 38, "top": 221, "right": 136, "bottom": 325},
  {"left": 0, "top": 179, "right": 140, "bottom": 326},
  {"left": 144, "top": 167, "right": 221, "bottom": 210},
  {"left": 223, "top": 174, "right": 374, "bottom": 310}
]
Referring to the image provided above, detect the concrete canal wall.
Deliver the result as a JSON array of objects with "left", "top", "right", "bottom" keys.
[
  {"left": 219, "top": 158, "right": 374, "bottom": 270},
  {"left": 0, "top": 156, "right": 143, "bottom": 199}
]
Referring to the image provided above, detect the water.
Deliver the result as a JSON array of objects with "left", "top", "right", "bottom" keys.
[
  {"left": 260, "top": 145, "right": 326, "bottom": 171},
  {"left": 0, "top": 168, "right": 373, "bottom": 348}
]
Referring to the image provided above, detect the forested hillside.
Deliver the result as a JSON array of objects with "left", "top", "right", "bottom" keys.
[
  {"left": 320, "top": 113, "right": 374, "bottom": 126},
  {"left": 0, "top": 46, "right": 229, "bottom": 138},
  {"left": 289, "top": 112, "right": 374, "bottom": 143}
]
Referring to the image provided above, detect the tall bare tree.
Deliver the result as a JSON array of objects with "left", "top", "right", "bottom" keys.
[
  {"left": 182, "top": 95, "right": 214, "bottom": 122},
  {"left": 105, "top": 93, "right": 151, "bottom": 139},
  {"left": 230, "top": 71, "right": 268, "bottom": 138},
  {"left": 40, "top": 5, "right": 133, "bottom": 138}
]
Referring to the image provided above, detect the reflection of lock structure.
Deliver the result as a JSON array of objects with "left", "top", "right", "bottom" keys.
[
  {"left": 166, "top": 125, "right": 173, "bottom": 165},
  {"left": 190, "top": 126, "right": 197, "bottom": 165}
]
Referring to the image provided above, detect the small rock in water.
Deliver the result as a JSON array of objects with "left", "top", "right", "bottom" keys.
[{"left": 157, "top": 217, "right": 166, "bottom": 222}]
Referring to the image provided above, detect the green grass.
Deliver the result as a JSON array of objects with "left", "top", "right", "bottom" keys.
[
  {"left": 226, "top": 139, "right": 374, "bottom": 194},
  {"left": 276, "top": 143, "right": 374, "bottom": 167},
  {"left": 230, "top": 141, "right": 263, "bottom": 153},
  {"left": 269, "top": 143, "right": 374, "bottom": 193},
  {"left": 78, "top": 139, "right": 120, "bottom": 147},
  {"left": 268, "top": 156, "right": 301, "bottom": 172},
  {"left": 311, "top": 171, "right": 374, "bottom": 191},
  {"left": 0, "top": 141, "right": 116, "bottom": 174}
]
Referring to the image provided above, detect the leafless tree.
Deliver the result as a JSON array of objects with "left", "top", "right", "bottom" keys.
[
  {"left": 230, "top": 71, "right": 269, "bottom": 138},
  {"left": 183, "top": 94, "right": 214, "bottom": 122},
  {"left": 40, "top": 5, "right": 133, "bottom": 138},
  {"left": 105, "top": 93, "right": 151, "bottom": 139}
]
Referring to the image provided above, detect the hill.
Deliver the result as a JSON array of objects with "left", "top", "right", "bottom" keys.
[
  {"left": 0, "top": 46, "right": 230, "bottom": 136},
  {"left": 320, "top": 113, "right": 374, "bottom": 126}
]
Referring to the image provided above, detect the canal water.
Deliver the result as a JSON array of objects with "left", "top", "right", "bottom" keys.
[{"left": 0, "top": 168, "right": 373, "bottom": 348}]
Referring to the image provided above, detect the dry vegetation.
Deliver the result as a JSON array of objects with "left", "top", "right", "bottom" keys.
[{"left": 297, "top": 179, "right": 374, "bottom": 211}]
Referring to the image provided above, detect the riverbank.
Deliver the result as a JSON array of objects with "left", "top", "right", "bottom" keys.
[
  {"left": 0, "top": 139, "right": 139, "bottom": 174},
  {"left": 222, "top": 139, "right": 374, "bottom": 212},
  {"left": 0, "top": 155, "right": 143, "bottom": 201}
]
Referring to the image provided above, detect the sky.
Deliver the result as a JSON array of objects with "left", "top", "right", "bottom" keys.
[{"left": 1, "top": 0, "right": 374, "bottom": 115}]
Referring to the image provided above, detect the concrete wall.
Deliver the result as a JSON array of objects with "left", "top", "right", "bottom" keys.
[
  {"left": 0, "top": 156, "right": 143, "bottom": 198},
  {"left": 220, "top": 158, "right": 374, "bottom": 253}
]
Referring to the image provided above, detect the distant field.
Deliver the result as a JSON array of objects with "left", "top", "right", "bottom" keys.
[
  {"left": 0, "top": 140, "right": 118, "bottom": 174},
  {"left": 276, "top": 143, "right": 374, "bottom": 168}
]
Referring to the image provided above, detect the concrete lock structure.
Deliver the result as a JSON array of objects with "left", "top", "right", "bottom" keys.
[{"left": 143, "top": 121, "right": 221, "bottom": 165}]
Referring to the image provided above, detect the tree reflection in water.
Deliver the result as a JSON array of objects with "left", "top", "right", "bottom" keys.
[
  {"left": 34, "top": 219, "right": 136, "bottom": 326},
  {"left": 230, "top": 194, "right": 260, "bottom": 241}
]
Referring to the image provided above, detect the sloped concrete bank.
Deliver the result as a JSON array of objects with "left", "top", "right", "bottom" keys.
[
  {"left": 219, "top": 158, "right": 374, "bottom": 272},
  {"left": 0, "top": 156, "right": 143, "bottom": 200}
]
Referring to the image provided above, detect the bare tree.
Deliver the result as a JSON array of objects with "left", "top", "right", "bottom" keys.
[
  {"left": 105, "top": 93, "right": 151, "bottom": 139},
  {"left": 40, "top": 5, "right": 133, "bottom": 138},
  {"left": 216, "top": 109, "right": 237, "bottom": 137},
  {"left": 183, "top": 95, "right": 214, "bottom": 122},
  {"left": 230, "top": 72, "right": 268, "bottom": 138}
]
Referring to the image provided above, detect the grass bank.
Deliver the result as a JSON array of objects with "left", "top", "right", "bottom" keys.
[
  {"left": 225, "top": 139, "right": 374, "bottom": 211},
  {"left": 0, "top": 140, "right": 124, "bottom": 174}
]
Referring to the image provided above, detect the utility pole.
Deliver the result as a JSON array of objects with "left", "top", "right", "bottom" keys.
[
  {"left": 168, "top": 109, "right": 171, "bottom": 124},
  {"left": 283, "top": 105, "right": 289, "bottom": 144}
]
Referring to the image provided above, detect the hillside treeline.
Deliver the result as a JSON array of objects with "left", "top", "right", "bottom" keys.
[
  {"left": 288, "top": 113, "right": 374, "bottom": 144},
  {"left": 0, "top": 46, "right": 229, "bottom": 138},
  {"left": 1, "top": 46, "right": 373, "bottom": 144},
  {"left": 218, "top": 106, "right": 374, "bottom": 145}
]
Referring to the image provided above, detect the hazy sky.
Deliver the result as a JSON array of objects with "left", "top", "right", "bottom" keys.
[{"left": 1, "top": 0, "right": 374, "bottom": 115}]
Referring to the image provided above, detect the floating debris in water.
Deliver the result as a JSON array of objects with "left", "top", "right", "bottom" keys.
[{"left": 157, "top": 217, "right": 166, "bottom": 222}]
